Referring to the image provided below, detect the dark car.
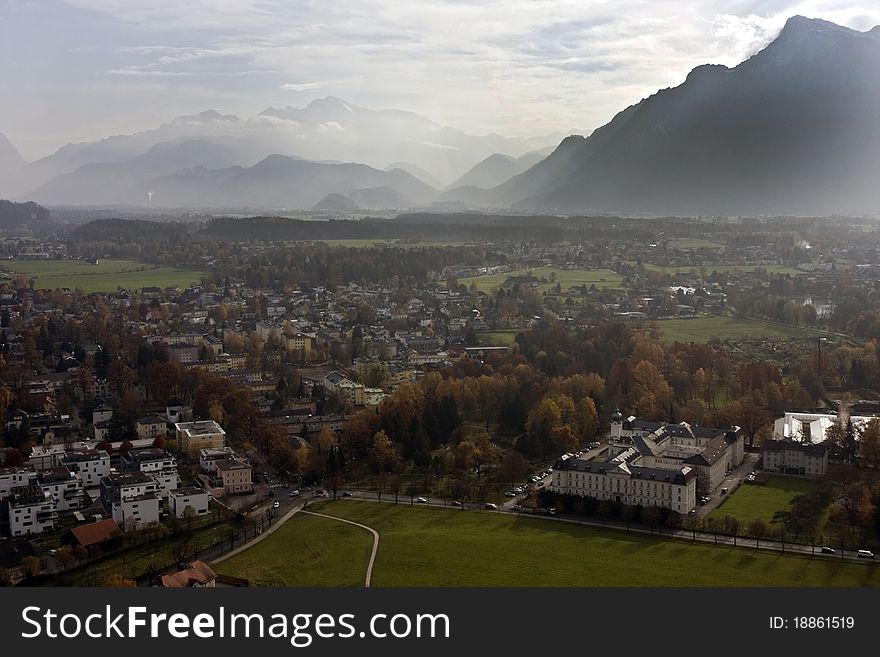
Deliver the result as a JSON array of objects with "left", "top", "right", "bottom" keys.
[{"left": 341, "top": 491, "right": 354, "bottom": 497}]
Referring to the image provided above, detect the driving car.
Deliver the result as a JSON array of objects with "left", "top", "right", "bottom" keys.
[
  {"left": 820, "top": 546, "right": 835, "bottom": 554},
  {"left": 341, "top": 491, "right": 353, "bottom": 497},
  {"left": 272, "top": 501, "right": 280, "bottom": 509},
  {"left": 415, "top": 497, "right": 428, "bottom": 503},
  {"left": 450, "top": 500, "right": 462, "bottom": 507},
  {"left": 485, "top": 502, "right": 498, "bottom": 510},
  {"left": 504, "top": 491, "right": 517, "bottom": 497}
]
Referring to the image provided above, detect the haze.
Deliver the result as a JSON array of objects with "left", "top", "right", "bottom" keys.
[{"left": 2, "top": 0, "right": 880, "bottom": 161}]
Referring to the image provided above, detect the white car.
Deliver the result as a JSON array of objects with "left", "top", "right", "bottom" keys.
[
  {"left": 272, "top": 501, "right": 280, "bottom": 509},
  {"left": 504, "top": 491, "right": 517, "bottom": 497},
  {"left": 415, "top": 497, "right": 428, "bottom": 503}
]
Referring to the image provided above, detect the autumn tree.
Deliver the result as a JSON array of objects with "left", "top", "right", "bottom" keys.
[
  {"left": 858, "top": 418, "right": 880, "bottom": 469},
  {"left": 369, "top": 430, "right": 400, "bottom": 502}
]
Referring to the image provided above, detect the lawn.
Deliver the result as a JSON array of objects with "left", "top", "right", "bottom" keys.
[
  {"left": 709, "top": 476, "right": 816, "bottom": 527},
  {"left": 652, "top": 316, "right": 826, "bottom": 343},
  {"left": 476, "top": 330, "right": 520, "bottom": 346},
  {"left": 214, "top": 512, "right": 374, "bottom": 587},
  {"left": 667, "top": 238, "right": 726, "bottom": 249},
  {"left": 218, "top": 500, "right": 880, "bottom": 587},
  {"left": 458, "top": 266, "right": 624, "bottom": 294},
  {"left": 0, "top": 258, "right": 207, "bottom": 293}
]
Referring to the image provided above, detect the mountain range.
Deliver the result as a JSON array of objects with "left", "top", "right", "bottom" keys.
[
  {"left": 3, "top": 16, "right": 879, "bottom": 215},
  {"left": 0, "top": 98, "right": 567, "bottom": 205},
  {"left": 442, "top": 16, "right": 880, "bottom": 215}
]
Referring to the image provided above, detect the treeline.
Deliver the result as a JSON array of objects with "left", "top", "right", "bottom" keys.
[
  {"left": 0, "top": 200, "right": 49, "bottom": 227},
  {"left": 241, "top": 244, "right": 492, "bottom": 289},
  {"left": 72, "top": 218, "right": 191, "bottom": 243}
]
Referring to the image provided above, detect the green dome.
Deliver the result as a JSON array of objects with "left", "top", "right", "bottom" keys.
[{"left": 611, "top": 408, "right": 624, "bottom": 423}]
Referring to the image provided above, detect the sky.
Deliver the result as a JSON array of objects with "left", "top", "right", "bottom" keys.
[{"left": 1, "top": 0, "right": 879, "bottom": 160}]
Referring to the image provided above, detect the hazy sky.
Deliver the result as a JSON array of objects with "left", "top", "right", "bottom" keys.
[{"left": 2, "top": 0, "right": 879, "bottom": 160}]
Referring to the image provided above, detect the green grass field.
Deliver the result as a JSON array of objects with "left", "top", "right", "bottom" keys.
[
  {"left": 0, "top": 259, "right": 208, "bottom": 293},
  {"left": 667, "top": 238, "right": 726, "bottom": 249},
  {"left": 476, "top": 330, "right": 520, "bottom": 346},
  {"left": 458, "top": 267, "right": 624, "bottom": 294},
  {"left": 653, "top": 317, "right": 824, "bottom": 343},
  {"left": 215, "top": 501, "right": 880, "bottom": 587},
  {"left": 214, "top": 513, "right": 374, "bottom": 587},
  {"left": 709, "top": 477, "right": 816, "bottom": 526}
]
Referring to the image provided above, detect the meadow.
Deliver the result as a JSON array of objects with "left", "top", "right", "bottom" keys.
[
  {"left": 213, "top": 501, "right": 880, "bottom": 587},
  {"left": 0, "top": 258, "right": 207, "bottom": 293}
]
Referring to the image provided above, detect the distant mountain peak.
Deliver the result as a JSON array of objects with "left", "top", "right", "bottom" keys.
[
  {"left": 777, "top": 14, "right": 860, "bottom": 41},
  {"left": 169, "top": 110, "right": 241, "bottom": 125},
  {"left": 685, "top": 63, "right": 728, "bottom": 83},
  {"left": 0, "top": 132, "right": 25, "bottom": 168}
]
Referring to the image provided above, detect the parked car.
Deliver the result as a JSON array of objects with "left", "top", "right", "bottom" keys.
[
  {"left": 858, "top": 549, "right": 874, "bottom": 559},
  {"left": 720, "top": 487, "right": 728, "bottom": 495},
  {"left": 450, "top": 500, "right": 462, "bottom": 507},
  {"left": 504, "top": 491, "right": 517, "bottom": 497},
  {"left": 289, "top": 490, "right": 300, "bottom": 497},
  {"left": 820, "top": 546, "right": 835, "bottom": 554},
  {"left": 313, "top": 490, "right": 326, "bottom": 498},
  {"left": 272, "top": 501, "right": 280, "bottom": 509},
  {"left": 341, "top": 491, "right": 353, "bottom": 497},
  {"left": 485, "top": 503, "right": 498, "bottom": 510}
]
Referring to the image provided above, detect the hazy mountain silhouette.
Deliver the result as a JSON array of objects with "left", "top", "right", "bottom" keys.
[
  {"left": 8, "top": 98, "right": 563, "bottom": 203},
  {"left": 123, "top": 155, "right": 439, "bottom": 209},
  {"left": 448, "top": 16, "right": 880, "bottom": 215},
  {"left": 445, "top": 152, "right": 545, "bottom": 191}
]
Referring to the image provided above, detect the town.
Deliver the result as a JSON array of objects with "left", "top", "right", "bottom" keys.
[{"left": 0, "top": 207, "right": 879, "bottom": 586}]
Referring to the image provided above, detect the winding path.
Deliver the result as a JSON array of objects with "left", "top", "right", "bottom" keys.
[{"left": 301, "top": 510, "right": 380, "bottom": 588}]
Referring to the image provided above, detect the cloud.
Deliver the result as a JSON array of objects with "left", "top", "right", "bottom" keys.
[
  {"left": 280, "top": 82, "right": 321, "bottom": 92},
  {"left": 4, "top": 0, "right": 879, "bottom": 157}
]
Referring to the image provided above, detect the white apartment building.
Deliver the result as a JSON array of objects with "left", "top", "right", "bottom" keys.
[
  {"left": 60, "top": 448, "right": 111, "bottom": 488},
  {"left": 100, "top": 472, "right": 161, "bottom": 531},
  {"left": 8, "top": 485, "right": 57, "bottom": 537},
  {"left": 0, "top": 465, "right": 37, "bottom": 499},
  {"left": 37, "top": 466, "right": 84, "bottom": 512},
  {"left": 121, "top": 449, "right": 179, "bottom": 496},
  {"left": 168, "top": 486, "right": 211, "bottom": 517}
]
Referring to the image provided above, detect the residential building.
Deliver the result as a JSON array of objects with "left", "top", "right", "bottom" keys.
[
  {"left": 761, "top": 439, "right": 829, "bottom": 477},
  {"left": 7, "top": 486, "right": 57, "bottom": 537},
  {"left": 0, "top": 465, "right": 37, "bottom": 499},
  {"left": 215, "top": 459, "right": 252, "bottom": 495},
  {"left": 92, "top": 404, "right": 113, "bottom": 424},
  {"left": 168, "top": 486, "right": 211, "bottom": 517},
  {"left": 136, "top": 415, "right": 167, "bottom": 441},
  {"left": 121, "top": 449, "right": 179, "bottom": 496},
  {"left": 160, "top": 561, "right": 217, "bottom": 587},
  {"left": 37, "top": 466, "right": 84, "bottom": 512},
  {"left": 100, "top": 471, "right": 161, "bottom": 531},
  {"left": 198, "top": 446, "right": 236, "bottom": 473},
  {"left": 60, "top": 448, "right": 111, "bottom": 488},
  {"left": 175, "top": 420, "right": 227, "bottom": 456}
]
